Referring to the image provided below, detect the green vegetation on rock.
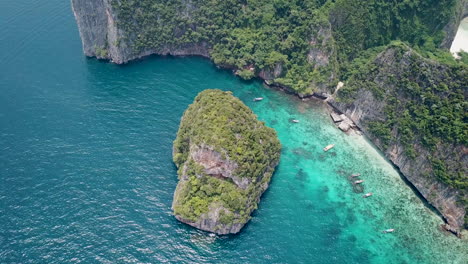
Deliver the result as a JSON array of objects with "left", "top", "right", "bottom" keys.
[
  {"left": 110, "top": 0, "right": 460, "bottom": 93},
  {"left": 330, "top": 0, "right": 457, "bottom": 61},
  {"left": 172, "top": 89, "right": 281, "bottom": 234},
  {"left": 336, "top": 43, "right": 467, "bottom": 227},
  {"left": 104, "top": 0, "right": 466, "bottom": 229},
  {"left": 94, "top": 45, "right": 108, "bottom": 58},
  {"left": 339, "top": 43, "right": 467, "bottom": 188}
]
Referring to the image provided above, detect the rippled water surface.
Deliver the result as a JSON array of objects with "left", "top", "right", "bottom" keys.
[{"left": 1, "top": 1, "right": 467, "bottom": 263}]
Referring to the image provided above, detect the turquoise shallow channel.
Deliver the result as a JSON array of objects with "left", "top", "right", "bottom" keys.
[{"left": 0, "top": 0, "right": 467, "bottom": 263}]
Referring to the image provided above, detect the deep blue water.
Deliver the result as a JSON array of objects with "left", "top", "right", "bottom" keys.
[{"left": 1, "top": 1, "right": 466, "bottom": 263}]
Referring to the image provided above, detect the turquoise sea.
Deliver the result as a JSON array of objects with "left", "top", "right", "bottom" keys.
[{"left": 0, "top": 0, "right": 466, "bottom": 263}]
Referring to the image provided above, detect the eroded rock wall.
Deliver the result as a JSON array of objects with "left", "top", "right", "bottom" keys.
[
  {"left": 330, "top": 47, "right": 467, "bottom": 233},
  {"left": 71, "top": 0, "right": 109, "bottom": 59},
  {"left": 72, "top": 0, "right": 465, "bottom": 234},
  {"left": 172, "top": 144, "right": 277, "bottom": 235},
  {"left": 71, "top": 0, "right": 211, "bottom": 63},
  {"left": 441, "top": 0, "right": 468, "bottom": 49}
]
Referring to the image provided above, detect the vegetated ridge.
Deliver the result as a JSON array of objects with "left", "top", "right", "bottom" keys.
[
  {"left": 71, "top": 0, "right": 467, "bottom": 233},
  {"left": 172, "top": 89, "right": 281, "bottom": 234}
]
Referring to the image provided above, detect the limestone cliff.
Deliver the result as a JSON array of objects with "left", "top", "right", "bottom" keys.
[
  {"left": 172, "top": 90, "right": 281, "bottom": 234},
  {"left": 330, "top": 45, "right": 467, "bottom": 234},
  {"left": 71, "top": 0, "right": 337, "bottom": 92},
  {"left": 441, "top": 0, "right": 468, "bottom": 49},
  {"left": 71, "top": 0, "right": 466, "bottom": 235},
  {"left": 71, "top": 0, "right": 109, "bottom": 59},
  {"left": 71, "top": 0, "right": 210, "bottom": 63}
]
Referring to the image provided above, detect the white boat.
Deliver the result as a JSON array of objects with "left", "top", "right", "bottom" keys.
[
  {"left": 292, "top": 119, "right": 300, "bottom": 123},
  {"left": 253, "top": 97, "right": 264, "bottom": 101},
  {"left": 363, "top": 192, "right": 373, "bottom": 198},
  {"left": 382, "top": 229, "right": 395, "bottom": 233},
  {"left": 323, "top": 144, "right": 335, "bottom": 151},
  {"left": 351, "top": 173, "right": 361, "bottom": 177},
  {"left": 354, "top": 180, "right": 364, "bottom": 184}
]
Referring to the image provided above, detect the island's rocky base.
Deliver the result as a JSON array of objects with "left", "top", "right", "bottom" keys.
[
  {"left": 172, "top": 147, "right": 275, "bottom": 234},
  {"left": 171, "top": 90, "right": 281, "bottom": 234}
]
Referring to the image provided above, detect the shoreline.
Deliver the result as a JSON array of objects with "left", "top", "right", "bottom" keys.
[
  {"left": 264, "top": 79, "right": 463, "bottom": 237},
  {"left": 96, "top": 53, "right": 462, "bottom": 236}
]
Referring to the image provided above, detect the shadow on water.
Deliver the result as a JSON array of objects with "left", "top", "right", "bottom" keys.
[
  {"left": 295, "top": 168, "right": 309, "bottom": 182},
  {"left": 344, "top": 210, "right": 357, "bottom": 225},
  {"left": 266, "top": 100, "right": 279, "bottom": 110},
  {"left": 291, "top": 147, "right": 314, "bottom": 160},
  {"left": 322, "top": 185, "right": 329, "bottom": 192}
]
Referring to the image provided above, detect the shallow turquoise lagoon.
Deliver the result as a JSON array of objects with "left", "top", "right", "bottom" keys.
[{"left": 0, "top": 0, "right": 466, "bottom": 263}]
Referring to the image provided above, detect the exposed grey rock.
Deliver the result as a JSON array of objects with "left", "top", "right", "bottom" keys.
[
  {"left": 258, "top": 63, "right": 283, "bottom": 80},
  {"left": 71, "top": 0, "right": 210, "bottom": 63},
  {"left": 171, "top": 90, "right": 281, "bottom": 235},
  {"left": 330, "top": 47, "right": 467, "bottom": 232},
  {"left": 335, "top": 114, "right": 355, "bottom": 132},
  {"left": 307, "top": 20, "right": 338, "bottom": 93},
  {"left": 172, "top": 144, "right": 278, "bottom": 235},
  {"left": 71, "top": 0, "right": 109, "bottom": 59},
  {"left": 441, "top": 0, "right": 468, "bottom": 49},
  {"left": 191, "top": 145, "right": 251, "bottom": 190},
  {"left": 174, "top": 204, "right": 245, "bottom": 234},
  {"left": 308, "top": 25, "right": 333, "bottom": 67},
  {"left": 71, "top": 1, "right": 336, "bottom": 93},
  {"left": 71, "top": 0, "right": 465, "bottom": 234}
]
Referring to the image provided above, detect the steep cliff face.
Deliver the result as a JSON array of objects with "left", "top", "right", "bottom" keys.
[
  {"left": 71, "top": 0, "right": 336, "bottom": 93},
  {"left": 173, "top": 145, "right": 275, "bottom": 234},
  {"left": 71, "top": 0, "right": 132, "bottom": 62},
  {"left": 172, "top": 90, "right": 281, "bottom": 234},
  {"left": 72, "top": 1, "right": 465, "bottom": 234},
  {"left": 173, "top": 145, "right": 245, "bottom": 234},
  {"left": 307, "top": 21, "right": 338, "bottom": 95},
  {"left": 331, "top": 46, "right": 467, "bottom": 233},
  {"left": 71, "top": 0, "right": 109, "bottom": 59},
  {"left": 441, "top": 0, "right": 468, "bottom": 49},
  {"left": 71, "top": 0, "right": 211, "bottom": 63}
]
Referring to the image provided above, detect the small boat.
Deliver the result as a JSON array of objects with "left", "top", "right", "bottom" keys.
[
  {"left": 209, "top": 233, "right": 216, "bottom": 237},
  {"left": 363, "top": 192, "right": 373, "bottom": 198},
  {"left": 292, "top": 119, "right": 300, "bottom": 123},
  {"left": 382, "top": 229, "right": 395, "bottom": 233},
  {"left": 351, "top": 173, "right": 361, "bottom": 177},
  {"left": 253, "top": 97, "right": 264, "bottom": 102},
  {"left": 323, "top": 144, "right": 335, "bottom": 151},
  {"left": 354, "top": 180, "right": 364, "bottom": 184}
]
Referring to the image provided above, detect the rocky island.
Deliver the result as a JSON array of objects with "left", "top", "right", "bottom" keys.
[
  {"left": 72, "top": 0, "right": 467, "bottom": 234},
  {"left": 171, "top": 90, "right": 281, "bottom": 234}
]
